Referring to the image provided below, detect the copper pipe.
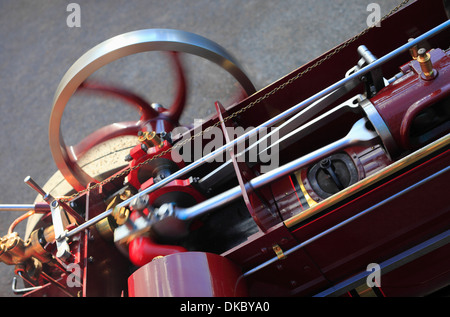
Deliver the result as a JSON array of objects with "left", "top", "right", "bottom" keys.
[{"left": 8, "top": 210, "right": 35, "bottom": 235}]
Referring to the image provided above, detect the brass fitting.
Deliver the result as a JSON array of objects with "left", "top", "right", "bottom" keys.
[
  {"left": 24, "top": 227, "right": 54, "bottom": 264},
  {"left": 3, "top": 232, "right": 26, "bottom": 264},
  {"left": 15, "top": 258, "right": 43, "bottom": 284},
  {"left": 95, "top": 188, "right": 134, "bottom": 240},
  {"left": 417, "top": 48, "right": 436, "bottom": 80},
  {"left": 0, "top": 226, "right": 56, "bottom": 267},
  {"left": 138, "top": 131, "right": 164, "bottom": 148},
  {"left": 408, "top": 38, "right": 419, "bottom": 60},
  {"left": 146, "top": 131, "right": 164, "bottom": 148},
  {"left": 138, "top": 131, "right": 150, "bottom": 146},
  {"left": 114, "top": 206, "right": 130, "bottom": 226},
  {"left": 0, "top": 242, "right": 14, "bottom": 265}
]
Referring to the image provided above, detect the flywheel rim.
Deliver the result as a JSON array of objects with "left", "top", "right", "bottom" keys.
[{"left": 49, "top": 28, "right": 256, "bottom": 192}]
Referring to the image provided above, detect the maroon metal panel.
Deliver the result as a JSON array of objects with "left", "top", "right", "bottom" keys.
[
  {"left": 370, "top": 48, "right": 450, "bottom": 152},
  {"left": 291, "top": 149, "right": 450, "bottom": 291},
  {"left": 380, "top": 242, "right": 450, "bottom": 297},
  {"left": 128, "top": 252, "right": 248, "bottom": 297}
]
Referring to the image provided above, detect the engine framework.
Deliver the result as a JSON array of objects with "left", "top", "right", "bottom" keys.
[{"left": 0, "top": 0, "right": 449, "bottom": 297}]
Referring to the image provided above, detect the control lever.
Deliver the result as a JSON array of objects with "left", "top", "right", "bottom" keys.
[
  {"left": 50, "top": 201, "right": 72, "bottom": 261},
  {"left": 319, "top": 158, "right": 345, "bottom": 191},
  {"left": 24, "top": 176, "right": 71, "bottom": 261}
]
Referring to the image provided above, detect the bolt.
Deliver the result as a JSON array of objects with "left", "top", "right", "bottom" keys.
[
  {"left": 124, "top": 154, "right": 133, "bottom": 162},
  {"left": 319, "top": 158, "right": 331, "bottom": 169}
]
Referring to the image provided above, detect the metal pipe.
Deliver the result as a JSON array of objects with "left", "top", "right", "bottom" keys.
[
  {"left": 0, "top": 204, "right": 35, "bottom": 212},
  {"left": 63, "top": 19, "right": 450, "bottom": 240},
  {"left": 12, "top": 273, "right": 42, "bottom": 294}
]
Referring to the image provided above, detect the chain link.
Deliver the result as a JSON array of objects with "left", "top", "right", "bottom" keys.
[{"left": 60, "top": 0, "right": 410, "bottom": 203}]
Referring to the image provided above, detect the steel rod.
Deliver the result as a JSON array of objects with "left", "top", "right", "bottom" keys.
[{"left": 0, "top": 204, "right": 35, "bottom": 212}]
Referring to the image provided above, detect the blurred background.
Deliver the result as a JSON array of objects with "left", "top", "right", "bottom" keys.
[{"left": 0, "top": 0, "right": 401, "bottom": 296}]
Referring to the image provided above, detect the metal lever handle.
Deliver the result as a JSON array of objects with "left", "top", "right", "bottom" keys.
[
  {"left": 12, "top": 274, "right": 42, "bottom": 294},
  {"left": 24, "top": 176, "right": 54, "bottom": 203}
]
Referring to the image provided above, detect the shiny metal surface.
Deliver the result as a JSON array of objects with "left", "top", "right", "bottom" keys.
[
  {"left": 360, "top": 97, "right": 398, "bottom": 158},
  {"left": 49, "top": 28, "right": 257, "bottom": 191},
  {"left": 49, "top": 202, "right": 71, "bottom": 260},
  {"left": 0, "top": 205, "right": 35, "bottom": 212},
  {"left": 115, "top": 19, "right": 450, "bottom": 199},
  {"left": 23, "top": 176, "right": 54, "bottom": 203}
]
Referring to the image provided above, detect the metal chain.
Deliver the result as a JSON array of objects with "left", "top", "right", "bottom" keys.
[{"left": 60, "top": 0, "right": 410, "bottom": 203}]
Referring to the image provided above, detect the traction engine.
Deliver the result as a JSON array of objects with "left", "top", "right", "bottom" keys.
[{"left": 0, "top": 0, "right": 449, "bottom": 297}]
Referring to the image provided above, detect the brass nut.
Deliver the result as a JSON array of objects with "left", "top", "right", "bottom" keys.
[
  {"left": 119, "top": 189, "right": 132, "bottom": 201},
  {"left": 417, "top": 48, "right": 436, "bottom": 80},
  {"left": 113, "top": 206, "right": 130, "bottom": 226}
]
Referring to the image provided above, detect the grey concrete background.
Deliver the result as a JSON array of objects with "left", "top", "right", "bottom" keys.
[{"left": 0, "top": 0, "right": 401, "bottom": 296}]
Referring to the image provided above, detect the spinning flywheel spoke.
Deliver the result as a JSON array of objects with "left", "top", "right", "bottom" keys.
[{"left": 70, "top": 52, "right": 185, "bottom": 160}]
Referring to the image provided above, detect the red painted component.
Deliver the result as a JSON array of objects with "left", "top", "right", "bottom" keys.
[
  {"left": 128, "top": 252, "right": 248, "bottom": 297},
  {"left": 370, "top": 48, "right": 450, "bottom": 152},
  {"left": 128, "top": 236, "right": 187, "bottom": 267},
  {"left": 142, "top": 177, "right": 205, "bottom": 206},
  {"left": 77, "top": 81, "right": 159, "bottom": 121},
  {"left": 127, "top": 139, "right": 185, "bottom": 190},
  {"left": 165, "top": 52, "right": 187, "bottom": 125}
]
